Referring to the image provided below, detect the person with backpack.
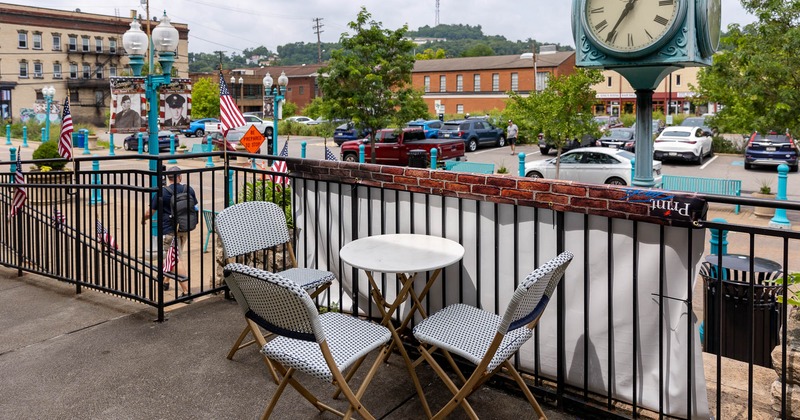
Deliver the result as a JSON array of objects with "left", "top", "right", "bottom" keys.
[{"left": 141, "top": 166, "right": 199, "bottom": 301}]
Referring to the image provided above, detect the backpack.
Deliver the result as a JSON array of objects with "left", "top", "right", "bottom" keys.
[{"left": 167, "top": 185, "right": 199, "bottom": 232}]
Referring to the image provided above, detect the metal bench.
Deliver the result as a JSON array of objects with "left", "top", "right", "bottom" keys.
[
  {"left": 661, "top": 174, "right": 741, "bottom": 214},
  {"left": 190, "top": 143, "right": 212, "bottom": 154},
  {"left": 444, "top": 161, "right": 495, "bottom": 174}
]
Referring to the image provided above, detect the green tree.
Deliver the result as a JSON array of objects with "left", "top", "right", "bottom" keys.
[
  {"left": 506, "top": 68, "right": 603, "bottom": 177},
  {"left": 317, "top": 7, "right": 418, "bottom": 163},
  {"left": 190, "top": 77, "right": 219, "bottom": 119},
  {"left": 692, "top": 2, "right": 800, "bottom": 135},
  {"left": 415, "top": 48, "right": 446, "bottom": 60},
  {"left": 462, "top": 43, "right": 494, "bottom": 57}
]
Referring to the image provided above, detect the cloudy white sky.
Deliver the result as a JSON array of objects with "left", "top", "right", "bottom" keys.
[{"left": 18, "top": 0, "right": 756, "bottom": 55}]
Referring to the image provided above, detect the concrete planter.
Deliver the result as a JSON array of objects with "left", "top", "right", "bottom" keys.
[{"left": 752, "top": 191, "right": 776, "bottom": 217}]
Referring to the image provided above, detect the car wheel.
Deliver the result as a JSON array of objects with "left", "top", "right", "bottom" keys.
[
  {"left": 142, "top": 143, "right": 148, "bottom": 153},
  {"left": 792, "top": 165, "right": 799, "bottom": 173},
  {"left": 194, "top": 128, "right": 204, "bottom": 138},
  {"left": 606, "top": 177, "right": 626, "bottom": 186},
  {"left": 467, "top": 138, "right": 478, "bottom": 153},
  {"left": 343, "top": 153, "right": 357, "bottom": 162},
  {"left": 526, "top": 171, "right": 543, "bottom": 179},
  {"left": 696, "top": 151, "right": 704, "bottom": 165},
  {"left": 539, "top": 147, "right": 550, "bottom": 155},
  {"left": 496, "top": 136, "right": 506, "bottom": 147},
  {"left": 744, "top": 161, "right": 752, "bottom": 170},
  {"left": 708, "top": 147, "right": 714, "bottom": 158}
]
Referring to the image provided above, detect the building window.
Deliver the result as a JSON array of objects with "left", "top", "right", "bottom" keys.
[
  {"left": 69, "top": 35, "right": 77, "bottom": 51},
  {"left": 456, "top": 75, "right": 463, "bottom": 92},
  {"left": 607, "top": 77, "right": 613, "bottom": 87},
  {"left": 456, "top": 104, "right": 464, "bottom": 114},
  {"left": 536, "top": 72, "right": 550, "bottom": 91},
  {"left": 18, "top": 32, "right": 28, "bottom": 49},
  {"left": 95, "top": 37, "right": 103, "bottom": 53},
  {"left": 82, "top": 36, "right": 90, "bottom": 52},
  {"left": 675, "top": 75, "right": 682, "bottom": 86},
  {"left": 424, "top": 76, "right": 430, "bottom": 93},
  {"left": 109, "top": 39, "right": 117, "bottom": 54},
  {"left": 33, "top": 62, "right": 43, "bottom": 78},
  {"left": 492, "top": 73, "right": 499, "bottom": 92},
  {"left": 69, "top": 63, "right": 78, "bottom": 79},
  {"left": 95, "top": 91, "right": 104, "bottom": 106},
  {"left": 53, "top": 63, "right": 62, "bottom": 79},
  {"left": 299, "top": 86, "right": 305, "bottom": 95},
  {"left": 33, "top": 33, "right": 42, "bottom": 50},
  {"left": 511, "top": 72, "right": 519, "bottom": 92},
  {"left": 19, "top": 61, "right": 28, "bottom": 78},
  {"left": 82, "top": 64, "right": 91, "bottom": 79},
  {"left": 70, "top": 91, "right": 79, "bottom": 103},
  {"left": 109, "top": 66, "right": 117, "bottom": 77},
  {"left": 439, "top": 75, "right": 446, "bottom": 92},
  {"left": 52, "top": 34, "right": 62, "bottom": 51},
  {"left": 95, "top": 65, "right": 103, "bottom": 79},
  {"left": 473, "top": 74, "right": 480, "bottom": 92}
]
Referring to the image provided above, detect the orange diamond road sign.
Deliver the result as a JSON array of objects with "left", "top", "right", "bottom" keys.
[{"left": 239, "top": 125, "right": 265, "bottom": 154}]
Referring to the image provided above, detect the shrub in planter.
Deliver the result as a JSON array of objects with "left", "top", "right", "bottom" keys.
[{"left": 31, "top": 141, "right": 67, "bottom": 170}]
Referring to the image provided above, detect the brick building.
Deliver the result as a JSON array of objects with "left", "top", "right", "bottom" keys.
[
  {"left": 411, "top": 49, "right": 576, "bottom": 116},
  {"left": 0, "top": 3, "right": 189, "bottom": 127}
]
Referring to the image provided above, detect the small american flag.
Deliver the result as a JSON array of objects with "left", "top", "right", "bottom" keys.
[
  {"left": 52, "top": 205, "right": 66, "bottom": 231},
  {"left": 58, "top": 96, "right": 73, "bottom": 160},
  {"left": 268, "top": 140, "right": 290, "bottom": 186},
  {"left": 8, "top": 153, "right": 27, "bottom": 219},
  {"left": 324, "top": 146, "right": 338, "bottom": 161},
  {"left": 219, "top": 72, "right": 246, "bottom": 136},
  {"left": 96, "top": 220, "right": 118, "bottom": 250},
  {"left": 163, "top": 237, "right": 177, "bottom": 273}
]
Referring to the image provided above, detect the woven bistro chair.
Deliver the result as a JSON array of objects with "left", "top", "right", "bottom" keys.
[
  {"left": 413, "top": 251, "right": 573, "bottom": 419},
  {"left": 215, "top": 201, "right": 335, "bottom": 381},
  {"left": 224, "top": 264, "right": 390, "bottom": 419}
]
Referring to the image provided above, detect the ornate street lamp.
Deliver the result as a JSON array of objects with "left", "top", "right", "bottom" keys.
[
  {"left": 122, "top": 11, "right": 179, "bottom": 236},
  {"left": 263, "top": 71, "right": 288, "bottom": 156},
  {"left": 41, "top": 85, "right": 56, "bottom": 142}
]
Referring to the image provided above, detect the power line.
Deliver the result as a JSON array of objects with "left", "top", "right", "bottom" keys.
[{"left": 312, "top": 18, "right": 324, "bottom": 64}]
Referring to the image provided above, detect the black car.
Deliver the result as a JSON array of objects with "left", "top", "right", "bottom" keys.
[
  {"left": 596, "top": 128, "right": 636, "bottom": 151},
  {"left": 123, "top": 130, "right": 175, "bottom": 152},
  {"left": 438, "top": 118, "right": 506, "bottom": 152},
  {"left": 333, "top": 123, "right": 370, "bottom": 146}
]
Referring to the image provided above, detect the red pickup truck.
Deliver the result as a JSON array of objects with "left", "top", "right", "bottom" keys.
[{"left": 340, "top": 128, "right": 465, "bottom": 166}]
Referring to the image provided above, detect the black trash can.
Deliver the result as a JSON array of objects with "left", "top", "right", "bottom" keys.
[
  {"left": 407, "top": 149, "right": 427, "bottom": 168},
  {"left": 701, "top": 262, "right": 782, "bottom": 367}
]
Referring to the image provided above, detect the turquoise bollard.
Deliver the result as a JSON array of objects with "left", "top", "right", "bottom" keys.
[
  {"left": 108, "top": 133, "right": 115, "bottom": 156},
  {"left": 167, "top": 134, "right": 178, "bottom": 164},
  {"left": 5, "top": 124, "right": 10, "bottom": 146},
  {"left": 770, "top": 164, "right": 791, "bottom": 229},
  {"left": 205, "top": 135, "right": 215, "bottom": 168},
  {"left": 10, "top": 148, "right": 17, "bottom": 172},
  {"left": 359, "top": 144, "right": 365, "bottom": 163},
  {"left": 709, "top": 218, "right": 728, "bottom": 255},
  {"left": 430, "top": 148, "right": 438, "bottom": 168},
  {"left": 137, "top": 132, "right": 144, "bottom": 155},
  {"left": 22, "top": 126, "right": 27, "bottom": 147},
  {"left": 90, "top": 158, "right": 103, "bottom": 205},
  {"left": 518, "top": 152, "right": 526, "bottom": 176},
  {"left": 301, "top": 141, "right": 307, "bottom": 159},
  {"left": 82, "top": 129, "right": 91, "bottom": 155}
]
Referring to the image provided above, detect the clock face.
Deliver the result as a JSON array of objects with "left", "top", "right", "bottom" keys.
[{"left": 585, "top": 0, "right": 683, "bottom": 55}]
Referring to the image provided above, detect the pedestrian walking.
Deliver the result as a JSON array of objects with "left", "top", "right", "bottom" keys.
[{"left": 507, "top": 119, "right": 519, "bottom": 155}]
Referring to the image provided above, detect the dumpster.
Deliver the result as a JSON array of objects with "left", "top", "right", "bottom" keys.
[
  {"left": 701, "top": 261, "right": 783, "bottom": 367},
  {"left": 73, "top": 132, "right": 86, "bottom": 148},
  {"left": 407, "top": 149, "right": 427, "bottom": 168}
]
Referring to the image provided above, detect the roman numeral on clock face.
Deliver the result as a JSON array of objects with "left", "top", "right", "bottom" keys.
[
  {"left": 595, "top": 20, "right": 608, "bottom": 32},
  {"left": 659, "top": 0, "right": 674, "bottom": 5},
  {"left": 590, "top": 7, "right": 604, "bottom": 13},
  {"left": 654, "top": 15, "right": 669, "bottom": 26},
  {"left": 627, "top": 33, "right": 634, "bottom": 46}
]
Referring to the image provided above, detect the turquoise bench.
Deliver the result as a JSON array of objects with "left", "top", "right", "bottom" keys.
[
  {"left": 190, "top": 143, "right": 212, "bottom": 154},
  {"left": 661, "top": 175, "right": 741, "bottom": 214},
  {"left": 445, "top": 161, "right": 495, "bottom": 174}
]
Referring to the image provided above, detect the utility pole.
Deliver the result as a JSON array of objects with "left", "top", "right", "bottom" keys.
[
  {"left": 313, "top": 18, "right": 324, "bottom": 63},
  {"left": 215, "top": 51, "right": 224, "bottom": 71}
]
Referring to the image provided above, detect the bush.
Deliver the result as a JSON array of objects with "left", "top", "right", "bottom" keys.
[
  {"left": 238, "top": 180, "right": 293, "bottom": 228},
  {"left": 31, "top": 140, "right": 67, "bottom": 170},
  {"left": 712, "top": 135, "right": 743, "bottom": 154}
]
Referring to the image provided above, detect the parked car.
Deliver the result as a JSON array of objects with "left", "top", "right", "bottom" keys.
[
  {"left": 680, "top": 116, "right": 714, "bottom": 135},
  {"left": 631, "top": 119, "right": 665, "bottom": 137},
  {"left": 406, "top": 119, "right": 443, "bottom": 138},
  {"left": 181, "top": 118, "right": 220, "bottom": 138},
  {"left": 339, "top": 127, "right": 464, "bottom": 166},
  {"left": 538, "top": 134, "right": 594, "bottom": 155},
  {"left": 333, "top": 123, "right": 370, "bottom": 146},
  {"left": 243, "top": 111, "right": 264, "bottom": 119},
  {"left": 205, "top": 131, "right": 274, "bottom": 154},
  {"left": 286, "top": 116, "right": 314, "bottom": 124},
  {"left": 524, "top": 147, "right": 662, "bottom": 186},
  {"left": 596, "top": 128, "right": 635, "bottom": 150},
  {"left": 744, "top": 131, "right": 799, "bottom": 172},
  {"left": 123, "top": 131, "right": 174, "bottom": 152},
  {"left": 438, "top": 118, "right": 506, "bottom": 152},
  {"left": 593, "top": 115, "right": 623, "bottom": 132},
  {"left": 653, "top": 126, "right": 713, "bottom": 164}
]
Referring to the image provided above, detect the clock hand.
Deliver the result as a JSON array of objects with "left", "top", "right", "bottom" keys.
[{"left": 606, "top": 0, "right": 638, "bottom": 43}]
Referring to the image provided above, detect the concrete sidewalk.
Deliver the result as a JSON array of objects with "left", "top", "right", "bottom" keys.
[{"left": 0, "top": 267, "right": 570, "bottom": 419}]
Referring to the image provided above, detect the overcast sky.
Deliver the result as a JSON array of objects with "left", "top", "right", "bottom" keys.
[{"left": 18, "top": 0, "right": 756, "bottom": 56}]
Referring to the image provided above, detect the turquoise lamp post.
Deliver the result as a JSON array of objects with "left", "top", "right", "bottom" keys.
[
  {"left": 122, "top": 12, "right": 179, "bottom": 237},
  {"left": 42, "top": 85, "right": 56, "bottom": 142},
  {"left": 263, "top": 71, "right": 288, "bottom": 156}
]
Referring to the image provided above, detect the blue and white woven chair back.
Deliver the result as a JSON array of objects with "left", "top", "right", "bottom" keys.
[
  {"left": 498, "top": 251, "right": 573, "bottom": 335},
  {"left": 224, "top": 263, "right": 325, "bottom": 344},
  {"left": 215, "top": 201, "right": 291, "bottom": 260}
]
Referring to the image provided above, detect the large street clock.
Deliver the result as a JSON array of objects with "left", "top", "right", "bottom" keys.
[{"left": 584, "top": 0, "right": 685, "bottom": 57}]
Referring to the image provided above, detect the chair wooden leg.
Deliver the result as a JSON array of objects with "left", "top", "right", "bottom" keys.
[
  {"left": 503, "top": 360, "right": 547, "bottom": 420},
  {"left": 321, "top": 343, "right": 376, "bottom": 420},
  {"left": 332, "top": 354, "right": 366, "bottom": 399},
  {"left": 269, "top": 359, "right": 344, "bottom": 416},
  {"left": 262, "top": 367, "right": 295, "bottom": 420},
  {"left": 419, "top": 346, "right": 476, "bottom": 417},
  {"left": 242, "top": 319, "right": 280, "bottom": 384},
  {"left": 226, "top": 324, "right": 253, "bottom": 360}
]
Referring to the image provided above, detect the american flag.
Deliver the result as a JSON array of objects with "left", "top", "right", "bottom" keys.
[
  {"left": 96, "top": 220, "right": 119, "bottom": 250},
  {"left": 52, "top": 205, "right": 66, "bottom": 231},
  {"left": 163, "top": 237, "right": 177, "bottom": 273},
  {"left": 8, "top": 153, "right": 27, "bottom": 219},
  {"left": 219, "top": 72, "right": 246, "bottom": 136},
  {"left": 268, "top": 140, "right": 290, "bottom": 186},
  {"left": 58, "top": 96, "right": 73, "bottom": 160},
  {"left": 324, "top": 146, "right": 338, "bottom": 161}
]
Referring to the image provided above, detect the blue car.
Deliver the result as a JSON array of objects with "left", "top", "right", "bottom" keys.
[
  {"left": 123, "top": 131, "right": 175, "bottom": 152},
  {"left": 406, "top": 119, "right": 443, "bottom": 138},
  {"left": 333, "top": 123, "right": 370, "bottom": 146},
  {"left": 181, "top": 118, "right": 220, "bottom": 138},
  {"left": 744, "top": 131, "right": 799, "bottom": 172}
]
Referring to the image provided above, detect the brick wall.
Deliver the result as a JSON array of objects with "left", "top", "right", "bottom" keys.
[{"left": 287, "top": 158, "right": 706, "bottom": 227}]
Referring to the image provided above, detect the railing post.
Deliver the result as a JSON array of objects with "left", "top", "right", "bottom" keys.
[
  {"left": 770, "top": 163, "right": 791, "bottom": 229},
  {"left": 301, "top": 141, "right": 307, "bottom": 159},
  {"left": 709, "top": 218, "right": 728, "bottom": 255},
  {"left": 167, "top": 134, "right": 178, "bottom": 164},
  {"left": 82, "top": 129, "right": 91, "bottom": 155},
  {"left": 5, "top": 124, "right": 10, "bottom": 146},
  {"left": 10, "top": 147, "right": 22, "bottom": 277},
  {"left": 108, "top": 133, "right": 115, "bottom": 156},
  {"left": 90, "top": 157, "right": 103, "bottom": 205},
  {"left": 359, "top": 144, "right": 365, "bottom": 163},
  {"left": 137, "top": 132, "right": 144, "bottom": 155},
  {"left": 518, "top": 152, "right": 526, "bottom": 176},
  {"left": 430, "top": 148, "right": 437, "bottom": 169},
  {"left": 205, "top": 135, "right": 215, "bottom": 168}
]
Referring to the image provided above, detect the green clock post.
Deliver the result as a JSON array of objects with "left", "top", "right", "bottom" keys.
[{"left": 572, "top": 0, "right": 720, "bottom": 186}]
